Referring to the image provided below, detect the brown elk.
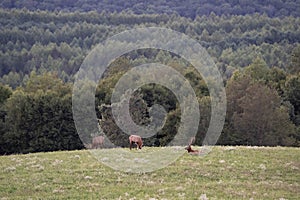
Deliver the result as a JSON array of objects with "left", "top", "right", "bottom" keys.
[
  {"left": 185, "top": 137, "right": 200, "bottom": 154},
  {"left": 129, "top": 135, "right": 143, "bottom": 150},
  {"left": 92, "top": 136, "right": 105, "bottom": 149}
]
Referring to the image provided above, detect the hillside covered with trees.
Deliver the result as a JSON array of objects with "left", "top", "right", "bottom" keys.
[
  {"left": 0, "top": 1, "right": 300, "bottom": 154},
  {"left": 1, "top": 0, "right": 300, "bottom": 18}
]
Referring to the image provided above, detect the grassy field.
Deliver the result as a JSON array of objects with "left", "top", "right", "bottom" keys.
[{"left": 0, "top": 146, "right": 299, "bottom": 199}]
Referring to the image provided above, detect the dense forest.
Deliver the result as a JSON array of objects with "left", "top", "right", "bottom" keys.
[
  {"left": 0, "top": 1, "right": 300, "bottom": 154},
  {"left": 1, "top": 0, "right": 300, "bottom": 18}
]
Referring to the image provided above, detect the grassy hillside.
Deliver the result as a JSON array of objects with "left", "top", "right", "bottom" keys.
[{"left": 0, "top": 146, "right": 299, "bottom": 199}]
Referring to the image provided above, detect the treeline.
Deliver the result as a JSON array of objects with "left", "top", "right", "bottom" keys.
[
  {"left": 1, "top": 0, "right": 300, "bottom": 18},
  {"left": 0, "top": 8, "right": 300, "bottom": 154},
  {"left": 1, "top": 53, "right": 300, "bottom": 155},
  {"left": 1, "top": 8, "right": 300, "bottom": 88},
  {"left": 95, "top": 54, "right": 300, "bottom": 148},
  {"left": 0, "top": 72, "right": 84, "bottom": 154}
]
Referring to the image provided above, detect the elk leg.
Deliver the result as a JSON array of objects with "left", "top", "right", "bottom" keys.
[{"left": 138, "top": 142, "right": 141, "bottom": 149}]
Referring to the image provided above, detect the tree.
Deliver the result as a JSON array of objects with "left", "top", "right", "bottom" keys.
[
  {"left": 223, "top": 68, "right": 297, "bottom": 146},
  {"left": 289, "top": 45, "right": 300, "bottom": 74},
  {"left": 285, "top": 74, "right": 300, "bottom": 125},
  {"left": 98, "top": 91, "right": 152, "bottom": 147},
  {"left": 220, "top": 71, "right": 252, "bottom": 145},
  {"left": 244, "top": 57, "right": 270, "bottom": 82},
  {"left": 0, "top": 84, "right": 12, "bottom": 105},
  {"left": 2, "top": 72, "right": 83, "bottom": 154},
  {"left": 268, "top": 67, "right": 287, "bottom": 96},
  {"left": 196, "top": 96, "right": 211, "bottom": 145},
  {"left": 97, "top": 84, "right": 180, "bottom": 147},
  {"left": 0, "top": 72, "right": 23, "bottom": 89},
  {"left": 233, "top": 82, "right": 296, "bottom": 146},
  {"left": 0, "top": 84, "right": 12, "bottom": 154}
]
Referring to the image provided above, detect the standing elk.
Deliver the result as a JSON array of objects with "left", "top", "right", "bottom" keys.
[
  {"left": 185, "top": 137, "right": 200, "bottom": 154},
  {"left": 92, "top": 136, "right": 105, "bottom": 149},
  {"left": 129, "top": 135, "right": 143, "bottom": 150}
]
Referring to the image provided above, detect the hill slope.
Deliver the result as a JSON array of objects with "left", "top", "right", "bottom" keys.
[
  {"left": 1, "top": 0, "right": 300, "bottom": 18},
  {"left": 0, "top": 146, "right": 299, "bottom": 199}
]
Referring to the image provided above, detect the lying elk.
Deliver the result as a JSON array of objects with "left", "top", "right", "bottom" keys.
[
  {"left": 185, "top": 137, "right": 200, "bottom": 154},
  {"left": 92, "top": 136, "right": 104, "bottom": 149},
  {"left": 129, "top": 135, "right": 143, "bottom": 150}
]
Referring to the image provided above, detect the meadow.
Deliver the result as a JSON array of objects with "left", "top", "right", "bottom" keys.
[{"left": 0, "top": 146, "right": 299, "bottom": 199}]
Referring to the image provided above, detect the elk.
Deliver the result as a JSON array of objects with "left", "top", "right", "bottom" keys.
[
  {"left": 129, "top": 135, "right": 143, "bottom": 150},
  {"left": 92, "top": 136, "right": 105, "bottom": 149},
  {"left": 185, "top": 137, "right": 200, "bottom": 154}
]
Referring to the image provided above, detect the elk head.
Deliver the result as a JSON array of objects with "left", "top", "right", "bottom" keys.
[
  {"left": 129, "top": 135, "right": 143, "bottom": 150},
  {"left": 185, "top": 137, "right": 199, "bottom": 154}
]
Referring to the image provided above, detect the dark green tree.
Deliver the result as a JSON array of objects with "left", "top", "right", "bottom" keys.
[
  {"left": 285, "top": 74, "right": 300, "bottom": 126},
  {"left": 222, "top": 68, "right": 297, "bottom": 146},
  {"left": 2, "top": 72, "right": 83, "bottom": 154},
  {"left": 233, "top": 82, "right": 296, "bottom": 146},
  {"left": 289, "top": 45, "right": 300, "bottom": 74},
  {"left": 0, "top": 84, "right": 12, "bottom": 154}
]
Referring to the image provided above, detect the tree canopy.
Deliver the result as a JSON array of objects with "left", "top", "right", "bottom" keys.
[
  {"left": 1, "top": 0, "right": 299, "bottom": 18},
  {"left": 0, "top": 2, "right": 300, "bottom": 154}
]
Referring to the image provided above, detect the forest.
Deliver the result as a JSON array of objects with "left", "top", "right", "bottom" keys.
[
  {"left": 0, "top": 1, "right": 300, "bottom": 154},
  {"left": 1, "top": 0, "right": 300, "bottom": 18}
]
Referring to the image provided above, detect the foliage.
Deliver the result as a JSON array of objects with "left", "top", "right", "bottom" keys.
[
  {"left": 289, "top": 45, "right": 300, "bottom": 74},
  {"left": 1, "top": 73, "right": 83, "bottom": 154},
  {"left": 233, "top": 82, "right": 295, "bottom": 146},
  {"left": 0, "top": 84, "right": 12, "bottom": 154},
  {"left": 1, "top": 9, "right": 300, "bottom": 88},
  {"left": 0, "top": 84, "right": 12, "bottom": 105},
  {"left": 1, "top": 0, "right": 299, "bottom": 18},
  {"left": 285, "top": 74, "right": 300, "bottom": 126},
  {"left": 1, "top": 3, "right": 300, "bottom": 153},
  {"left": 222, "top": 59, "right": 299, "bottom": 146}
]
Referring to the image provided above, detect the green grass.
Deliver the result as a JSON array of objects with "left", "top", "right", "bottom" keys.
[{"left": 0, "top": 146, "right": 299, "bottom": 199}]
